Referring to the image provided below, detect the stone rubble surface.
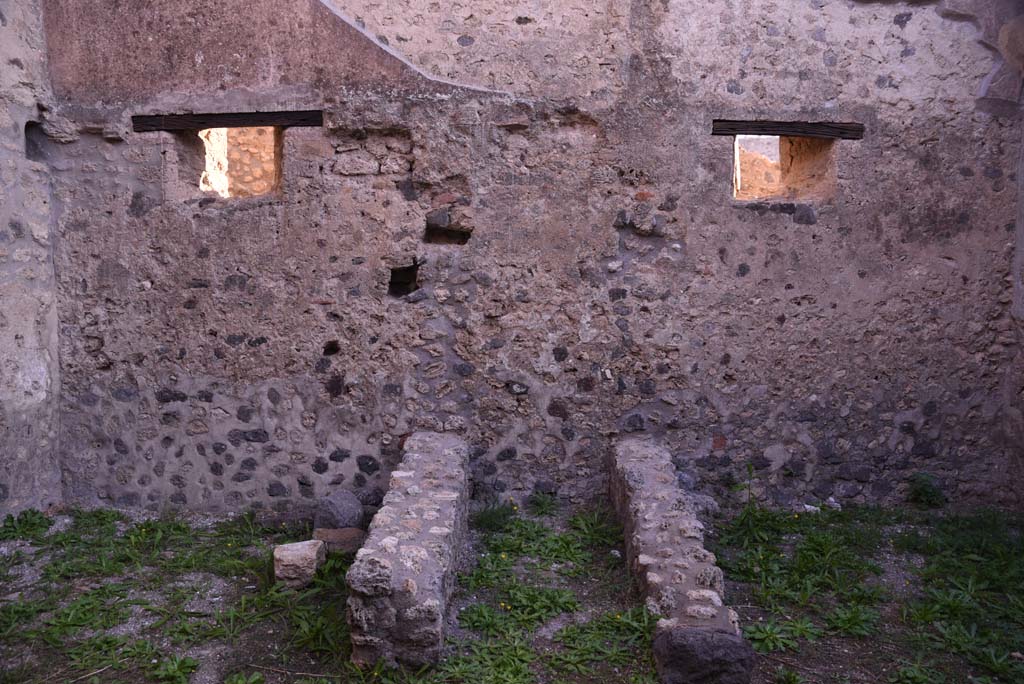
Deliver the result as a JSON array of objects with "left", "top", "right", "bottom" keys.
[{"left": 345, "top": 431, "right": 469, "bottom": 667}]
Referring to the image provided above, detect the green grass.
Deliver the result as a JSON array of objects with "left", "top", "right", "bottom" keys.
[
  {"left": 894, "top": 511, "right": 1024, "bottom": 681},
  {"left": 773, "top": 667, "right": 807, "bottom": 684},
  {"left": 906, "top": 473, "right": 945, "bottom": 509},
  {"left": 225, "top": 673, "right": 267, "bottom": 684},
  {"left": 36, "top": 583, "right": 137, "bottom": 645},
  {"left": 451, "top": 501, "right": 653, "bottom": 684},
  {"left": 548, "top": 606, "right": 656, "bottom": 674},
  {"left": 717, "top": 505, "right": 886, "bottom": 612},
  {"left": 470, "top": 504, "right": 518, "bottom": 533},
  {"left": 743, "top": 620, "right": 799, "bottom": 653},
  {"left": 0, "top": 507, "right": 345, "bottom": 684},
  {"left": 458, "top": 582, "right": 579, "bottom": 636},
  {"left": 713, "top": 501, "right": 1024, "bottom": 684},
  {"left": 0, "top": 509, "right": 52, "bottom": 542},
  {"left": 2, "top": 503, "right": 649, "bottom": 684},
  {"left": 889, "top": 660, "right": 946, "bottom": 684},
  {"left": 525, "top": 492, "right": 558, "bottom": 517},
  {"left": 436, "top": 634, "right": 537, "bottom": 684},
  {"left": 568, "top": 510, "right": 623, "bottom": 549}
]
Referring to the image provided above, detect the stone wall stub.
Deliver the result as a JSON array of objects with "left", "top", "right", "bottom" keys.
[
  {"left": 609, "top": 437, "right": 754, "bottom": 684},
  {"left": 345, "top": 431, "right": 470, "bottom": 667}
]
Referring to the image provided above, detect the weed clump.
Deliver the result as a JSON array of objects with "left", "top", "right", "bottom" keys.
[
  {"left": 470, "top": 503, "right": 518, "bottom": 533},
  {"left": 0, "top": 509, "right": 52, "bottom": 542},
  {"left": 907, "top": 473, "right": 945, "bottom": 509}
]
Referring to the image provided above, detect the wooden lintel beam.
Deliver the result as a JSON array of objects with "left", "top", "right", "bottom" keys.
[
  {"left": 132, "top": 110, "right": 323, "bottom": 133},
  {"left": 711, "top": 120, "right": 865, "bottom": 140}
]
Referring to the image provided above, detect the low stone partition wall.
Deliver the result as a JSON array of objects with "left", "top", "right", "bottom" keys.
[
  {"left": 609, "top": 437, "right": 754, "bottom": 684},
  {"left": 345, "top": 432, "right": 470, "bottom": 667}
]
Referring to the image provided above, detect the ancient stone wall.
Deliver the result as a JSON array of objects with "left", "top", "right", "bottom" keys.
[
  {"left": 224, "top": 127, "right": 281, "bottom": 198},
  {"left": 11, "top": 0, "right": 1024, "bottom": 516},
  {"left": 0, "top": 0, "right": 62, "bottom": 514},
  {"left": 1008, "top": 21, "right": 1024, "bottom": 491}
]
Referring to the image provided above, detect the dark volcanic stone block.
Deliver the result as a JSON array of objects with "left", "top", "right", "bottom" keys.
[{"left": 653, "top": 627, "right": 754, "bottom": 684}]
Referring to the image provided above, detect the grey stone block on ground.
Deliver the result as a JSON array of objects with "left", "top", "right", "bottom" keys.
[
  {"left": 273, "top": 539, "right": 326, "bottom": 589},
  {"left": 653, "top": 627, "right": 755, "bottom": 684}
]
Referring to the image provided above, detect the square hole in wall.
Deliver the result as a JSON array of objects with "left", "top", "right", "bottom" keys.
[
  {"left": 733, "top": 134, "right": 836, "bottom": 201},
  {"left": 388, "top": 262, "right": 420, "bottom": 297},
  {"left": 189, "top": 126, "right": 282, "bottom": 198}
]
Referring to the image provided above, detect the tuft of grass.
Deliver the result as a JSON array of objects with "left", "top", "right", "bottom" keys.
[
  {"left": 0, "top": 509, "right": 52, "bottom": 542},
  {"left": 485, "top": 518, "right": 590, "bottom": 571},
  {"left": 224, "top": 673, "right": 267, "bottom": 684},
  {"left": 714, "top": 502, "right": 1024, "bottom": 681},
  {"left": 526, "top": 492, "right": 558, "bottom": 517},
  {"left": 0, "top": 596, "right": 55, "bottom": 639},
  {"left": 36, "top": 583, "right": 137, "bottom": 645},
  {"left": 458, "top": 582, "right": 579, "bottom": 635},
  {"left": 459, "top": 551, "right": 515, "bottom": 590},
  {"left": 774, "top": 667, "right": 807, "bottom": 684},
  {"left": 154, "top": 655, "right": 199, "bottom": 684},
  {"left": 459, "top": 603, "right": 513, "bottom": 637},
  {"left": 470, "top": 503, "right": 518, "bottom": 533},
  {"left": 784, "top": 616, "right": 823, "bottom": 642},
  {"left": 568, "top": 510, "right": 623, "bottom": 548},
  {"left": 715, "top": 502, "right": 886, "bottom": 613},
  {"left": 907, "top": 473, "right": 945, "bottom": 509},
  {"left": 436, "top": 633, "right": 537, "bottom": 684},
  {"left": 66, "top": 635, "right": 159, "bottom": 672},
  {"left": 743, "top": 620, "right": 799, "bottom": 653},
  {"left": 893, "top": 511, "right": 1024, "bottom": 680},
  {"left": 889, "top": 660, "right": 946, "bottom": 684},
  {"left": 286, "top": 552, "right": 352, "bottom": 656},
  {"left": 501, "top": 581, "right": 579, "bottom": 627},
  {"left": 825, "top": 605, "right": 879, "bottom": 637},
  {"left": 549, "top": 607, "right": 657, "bottom": 675}
]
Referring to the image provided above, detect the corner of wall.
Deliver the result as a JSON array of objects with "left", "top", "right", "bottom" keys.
[{"left": 0, "top": 0, "right": 62, "bottom": 514}]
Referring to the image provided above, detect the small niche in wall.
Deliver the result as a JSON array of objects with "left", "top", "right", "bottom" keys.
[
  {"left": 388, "top": 261, "right": 420, "bottom": 297},
  {"left": 712, "top": 120, "right": 864, "bottom": 202},
  {"left": 24, "top": 121, "right": 47, "bottom": 162},
  {"left": 423, "top": 208, "right": 472, "bottom": 245}
]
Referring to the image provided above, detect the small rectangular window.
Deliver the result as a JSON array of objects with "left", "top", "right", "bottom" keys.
[
  {"left": 133, "top": 110, "right": 322, "bottom": 201},
  {"left": 712, "top": 119, "right": 863, "bottom": 202},
  {"left": 388, "top": 262, "right": 420, "bottom": 297}
]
